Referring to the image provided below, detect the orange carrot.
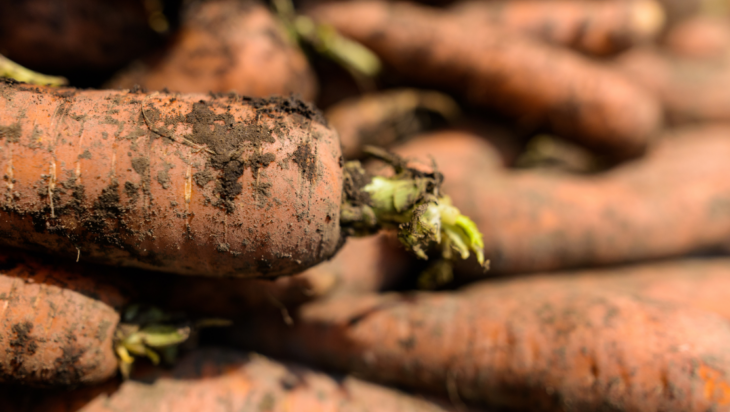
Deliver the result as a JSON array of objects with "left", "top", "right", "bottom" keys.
[
  {"left": 157, "top": 232, "right": 416, "bottom": 317},
  {"left": 234, "top": 274, "right": 730, "bottom": 411},
  {"left": 514, "top": 257, "right": 730, "bottom": 321},
  {"left": 663, "top": 15, "right": 730, "bottom": 59},
  {"left": 106, "top": 0, "right": 318, "bottom": 101},
  {"left": 0, "top": 80, "right": 342, "bottom": 277},
  {"left": 0, "top": 349, "right": 468, "bottom": 412},
  {"left": 450, "top": 0, "right": 665, "bottom": 56},
  {"left": 308, "top": 0, "right": 662, "bottom": 159},
  {"left": 614, "top": 47, "right": 730, "bottom": 124},
  {"left": 386, "top": 125, "right": 730, "bottom": 274},
  {"left": 0, "top": 250, "right": 126, "bottom": 387}
]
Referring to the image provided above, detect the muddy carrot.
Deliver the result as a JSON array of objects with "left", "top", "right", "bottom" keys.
[
  {"left": 385, "top": 125, "right": 730, "bottom": 274},
  {"left": 308, "top": 0, "right": 662, "bottom": 159},
  {"left": 233, "top": 276, "right": 730, "bottom": 411},
  {"left": 0, "top": 349, "right": 468, "bottom": 412},
  {"left": 0, "top": 80, "right": 341, "bottom": 277},
  {"left": 450, "top": 0, "right": 665, "bottom": 56},
  {"left": 106, "top": 0, "right": 319, "bottom": 101}
]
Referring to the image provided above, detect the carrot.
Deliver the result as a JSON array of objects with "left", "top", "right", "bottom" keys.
[
  {"left": 0, "top": 250, "right": 126, "bottom": 387},
  {"left": 384, "top": 124, "right": 730, "bottom": 274},
  {"left": 0, "top": 248, "right": 222, "bottom": 385},
  {"left": 0, "top": 79, "right": 485, "bottom": 276},
  {"left": 0, "top": 0, "right": 165, "bottom": 76},
  {"left": 326, "top": 89, "right": 459, "bottom": 159},
  {"left": 157, "top": 232, "right": 417, "bottom": 318},
  {"left": 0, "top": 349, "right": 467, "bottom": 412},
  {"left": 0, "top": 230, "right": 413, "bottom": 385},
  {"left": 307, "top": 0, "right": 662, "bottom": 159},
  {"left": 106, "top": 0, "right": 319, "bottom": 102},
  {"left": 663, "top": 15, "right": 730, "bottom": 59},
  {"left": 0, "top": 80, "right": 342, "bottom": 277},
  {"left": 449, "top": 0, "right": 665, "bottom": 56},
  {"left": 233, "top": 276, "right": 730, "bottom": 411},
  {"left": 614, "top": 47, "right": 730, "bottom": 124},
  {"left": 514, "top": 257, "right": 730, "bottom": 321}
]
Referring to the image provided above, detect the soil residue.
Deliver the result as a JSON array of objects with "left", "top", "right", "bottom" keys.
[
  {"left": 49, "top": 332, "right": 89, "bottom": 386},
  {"left": 0, "top": 123, "right": 21, "bottom": 143},
  {"left": 342, "top": 162, "right": 372, "bottom": 207},
  {"left": 193, "top": 169, "right": 214, "bottom": 188},
  {"left": 131, "top": 157, "right": 149, "bottom": 175},
  {"left": 9, "top": 322, "right": 38, "bottom": 359},
  {"left": 292, "top": 143, "right": 317, "bottom": 183},
  {"left": 124, "top": 181, "right": 140, "bottom": 204},
  {"left": 156, "top": 162, "right": 174, "bottom": 189},
  {"left": 182, "top": 101, "right": 278, "bottom": 212},
  {"left": 246, "top": 152, "right": 276, "bottom": 178},
  {"left": 82, "top": 182, "right": 124, "bottom": 247},
  {"left": 243, "top": 95, "right": 327, "bottom": 125}
]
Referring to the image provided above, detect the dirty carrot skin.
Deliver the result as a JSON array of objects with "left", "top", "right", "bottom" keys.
[
  {"left": 450, "top": 0, "right": 665, "bottom": 56},
  {"left": 0, "top": 80, "right": 342, "bottom": 277},
  {"left": 0, "top": 249, "right": 209, "bottom": 386},
  {"left": 107, "top": 0, "right": 319, "bottom": 102},
  {"left": 0, "top": 80, "right": 484, "bottom": 277},
  {"left": 512, "top": 257, "right": 730, "bottom": 321},
  {"left": 308, "top": 1, "right": 662, "bottom": 159},
  {"left": 234, "top": 279, "right": 730, "bottom": 411},
  {"left": 0, "top": 250, "right": 126, "bottom": 387},
  {"left": 1, "top": 349, "right": 467, "bottom": 412},
  {"left": 388, "top": 125, "right": 730, "bottom": 274}
]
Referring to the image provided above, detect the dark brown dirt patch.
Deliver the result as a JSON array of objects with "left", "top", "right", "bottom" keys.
[{"left": 292, "top": 143, "right": 317, "bottom": 183}]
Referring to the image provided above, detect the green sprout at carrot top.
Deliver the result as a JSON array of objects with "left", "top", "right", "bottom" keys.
[
  {"left": 114, "top": 305, "right": 231, "bottom": 378},
  {"left": 340, "top": 147, "right": 487, "bottom": 270}
]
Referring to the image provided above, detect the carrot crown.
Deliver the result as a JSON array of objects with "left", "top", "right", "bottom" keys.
[
  {"left": 340, "top": 148, "right": 487, "bottom": 270},
  {"left": 114, "top": 305, "right": 231, "bottom": 378}
]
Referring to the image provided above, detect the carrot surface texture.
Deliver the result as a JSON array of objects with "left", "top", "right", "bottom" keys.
[
  {"left": 0, "top": 349, "right": 469, "bottom": 412},
  {"left": 450, "top": 0, "right": 665, "bottom": 56},
  {"left": 308, "top": 0, "right": 662, "bottom": 159},
  {"left": 386, "top": 125, "right": 730, "bottom": 274},
  {"left": 0, "top": 80, "right": 341, "bottom": 277},
  {"left": 0, "top": 250, "right": 204, "bottom": 387},
  {"left": 0, "top": 80, "right": 484, "bottom": 277},
  {"left": 107, "top": 0, "right": 319, "bottom": 101},
  {"left": 234, "top": 274, "right": 730, "bottom": 411}
]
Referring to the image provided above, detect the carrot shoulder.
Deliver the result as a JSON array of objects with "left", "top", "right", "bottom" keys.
[
  {"left": 0, "top": 80, "right": 342, "bottom": 277},
  {"left": 107, "top": 0, "right": 318, "bottom": 101}
]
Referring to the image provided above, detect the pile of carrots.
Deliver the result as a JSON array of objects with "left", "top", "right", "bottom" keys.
[{"left": 3, "top": 0, "right": 730, "bottom": 410}]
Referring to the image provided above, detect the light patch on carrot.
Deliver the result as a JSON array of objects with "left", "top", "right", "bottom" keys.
[
  {"left": 698, "top": 363, "right": 730, "bottom": 405},
  {"left": 185, "top": 164, "right": 192, "bottom": 210}
]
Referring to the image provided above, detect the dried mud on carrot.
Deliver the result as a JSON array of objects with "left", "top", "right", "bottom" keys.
[{"left": 0, "top": 80, "right": 342, "bottom": 277}]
